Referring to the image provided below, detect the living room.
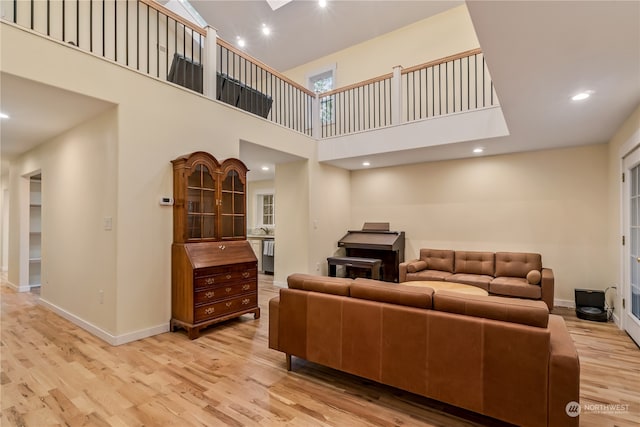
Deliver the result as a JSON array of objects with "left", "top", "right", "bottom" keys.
[{"left": 1, "top": 0, "right": 639, "bottom": 425}]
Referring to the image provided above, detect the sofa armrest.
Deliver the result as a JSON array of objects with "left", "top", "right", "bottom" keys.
[
  {"left": 547, "top": 315, "right": 580, "bottom": 427},
  {"left": 268, "top": 296, "right": 280, "bottom": 350},
  {"left": 541, "top": 268, "right": 555, "bottom": 311},
  {"left": 399, "top": 259, "right": 419, "bottom": 282}
]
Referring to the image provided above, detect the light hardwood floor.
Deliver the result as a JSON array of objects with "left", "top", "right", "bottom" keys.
[{"left": 1, "top": 275, "right": 639, "bottom": 426}]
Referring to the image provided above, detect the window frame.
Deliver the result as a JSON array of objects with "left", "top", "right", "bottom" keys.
[{"left": 307, "top": 63, "right": 336, "bottom": 125}]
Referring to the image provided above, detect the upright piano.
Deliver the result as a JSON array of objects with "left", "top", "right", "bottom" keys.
[{"left": 337, "top": 222, "right": 405, "bottom": 282}]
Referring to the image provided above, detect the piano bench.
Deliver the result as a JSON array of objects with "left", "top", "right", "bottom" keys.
[{"left": 327, "top": 256, "right": 382, "bottom": 280}]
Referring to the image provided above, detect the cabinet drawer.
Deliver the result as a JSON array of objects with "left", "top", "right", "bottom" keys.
[
  {"left": 194, "top": 262, "right": 256, "bottom": 279},
  {"left": 194, "top": 267, "right": 257, "bottom": 288},
  {"left": 194, "top": 293, "right": 258, "bottom": 323},
  {"left": 194, "top": 282, "right": 257, "bottom": 305}
]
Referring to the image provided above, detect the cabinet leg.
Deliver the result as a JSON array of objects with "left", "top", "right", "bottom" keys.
[
  {"left": 254, "top": 308, "right": 261, "bottom": 319},
  {"left": 286, "top": 354, "right": 292, "bottom": 371},
  {"left": 187, "top": 328, "right": 199, "bottom": 340}
]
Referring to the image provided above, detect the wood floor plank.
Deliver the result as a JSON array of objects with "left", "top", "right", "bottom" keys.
[{"left": 1, "top": 275, "right": 639, "bottom": 426}]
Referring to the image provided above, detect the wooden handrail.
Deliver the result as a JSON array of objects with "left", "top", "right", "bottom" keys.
[
  {"left": 139, "top": 0, "right": 207, "bottom": 37},
  {"left": 321, "top": 73, "right": 394, "bottom": 98},
  {"left": 216, "top": 38, "right": 316, "bottom": 97},
  {"left": 401, "top": 48, "right": 482, "bottom": 74}
]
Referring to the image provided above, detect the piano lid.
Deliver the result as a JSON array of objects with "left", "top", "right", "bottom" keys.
[{"left": 338, "top": 223, "right": 404, "bottom": 250}]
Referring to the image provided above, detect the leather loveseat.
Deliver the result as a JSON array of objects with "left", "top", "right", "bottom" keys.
[
  {"left": 269, "top": 273, "right": 579, "bottom": 427},
  {"left": 400, "top": 249, "right": 555, "bottom": 309}
]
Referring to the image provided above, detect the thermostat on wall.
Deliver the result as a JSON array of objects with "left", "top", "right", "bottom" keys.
[{"left": 159, "top": 196, "right": 174, "bottom": 206}]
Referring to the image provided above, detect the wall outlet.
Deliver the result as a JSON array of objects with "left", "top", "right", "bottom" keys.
[
  {"left": 103, "top": 217, "right": 112, "bottom": 231},
  {"left": 315, "top": 262, "right": 320, "bottom": 271},
  {"left": 99, "top": 290, "right": 104, "bottom": 304}
]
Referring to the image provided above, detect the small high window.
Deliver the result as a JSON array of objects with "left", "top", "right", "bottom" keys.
[{"left": 309, "top": 67, "right": 335, "bottom": 124}]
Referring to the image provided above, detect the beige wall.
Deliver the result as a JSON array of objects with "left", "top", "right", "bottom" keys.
[
  {"left": 7, "top": 109, "right": 119, "bottom": 331},
  {"left": 351, "top": 144, "right": 610, "bottom": 304},
  {"left": 607, "top": 104, "right": 640, "bottom": 320},
  {"left": 2, "top": 23, "right": 315, "bottom": 341},
  {"left": 284, "top": 5, "right": 479, "bottom": 89}
]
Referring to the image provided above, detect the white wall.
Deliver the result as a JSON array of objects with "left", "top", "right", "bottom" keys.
[{"left": 350, "top": 144, "right": 610, "bottom": 305}]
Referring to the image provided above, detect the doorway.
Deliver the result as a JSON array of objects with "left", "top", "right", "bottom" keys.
[
  {"left": 29, "top": 174, "right": 42, "bottom": 291},
  {"left": 622, "top": 149, "right": 640, "bottom": 345}
]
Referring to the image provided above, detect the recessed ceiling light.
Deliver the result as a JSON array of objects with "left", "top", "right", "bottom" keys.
[
  {"left": 319, "top": 0, "right": 328, "bottom": 8},
  {"left": 473, "top": 148, "right": 484, "bottom": 154},
  {"left": 261, "top": 24, "right": 271, "bottom": 36},
  {"left": 261, "top": 166, "right": 270, "bottom": 171},
  {"left": 236, "top": 36, "right": 246, "bottom": 48},
  {"left": 362, "top": 161, "right": 370, "bottom": 167},
  {"left": 0, "top": 112, "right": 9, "bottom": 119},
  {"left": 571, "top": 91, "right": 591, "bottom": 101}
]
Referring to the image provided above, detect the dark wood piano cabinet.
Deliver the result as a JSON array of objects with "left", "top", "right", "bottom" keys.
[{"left": 337, "top": 223, "right": 405, "bottom": 282}]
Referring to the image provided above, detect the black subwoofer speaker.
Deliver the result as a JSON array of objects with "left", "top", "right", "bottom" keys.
[{"left": 575, "top": 288, "right": 608, "bottom": 322}]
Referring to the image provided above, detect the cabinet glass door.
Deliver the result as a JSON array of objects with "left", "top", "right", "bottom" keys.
[
  {"left": 220, "top": 169, "right": 246, "bottom": 239},
  {"left": 187, "top": 164, "right": 217, "bottom": 239}
]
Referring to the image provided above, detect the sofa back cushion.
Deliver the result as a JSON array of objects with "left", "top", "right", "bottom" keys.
[
  {"left": 495, "top": 252, "right": 542, "bottom": 278},
  {"left": 287, "top": 273, "right": 351, "bottom": 296},
  {"left": 433, "top": 290, "right": 549, "bottom": 328},
  {"left": 454, "top": 251, "right": 495, "bottom": 276},
  {"left": 352, "top": 279, "right": 433, "bottom": 309},
  {"left": 419, "top": 249, "right": 455, "bottom": 273}
]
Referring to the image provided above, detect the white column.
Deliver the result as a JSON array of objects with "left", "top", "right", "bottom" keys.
[
  {"left": 203, "top": 26, "right": 218, "bottom": 100},
  {"left": 312, "top": 94, "right": 321, "bottom": 139},
  {"left": 391, "top": 65, "right": 403, "bottom": 125}
]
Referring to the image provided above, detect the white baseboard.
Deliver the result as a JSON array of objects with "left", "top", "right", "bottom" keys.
[
  {"left": 38, "top": 297, "right": 169, "bottom": 346},
  {"left": 273, "top": 280, "right": 287, "bottom": 288},
  {"left": 554, "top": 298, "right": 575, "bottom": 308},
  {"left": 612, "top": 312, "right": 620, "bottom": 326},
  {"left": 4, "top": 280, "right": 30, "bottom": 292}
]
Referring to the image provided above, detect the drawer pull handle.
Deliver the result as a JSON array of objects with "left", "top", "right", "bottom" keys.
[
  {"left": 205, "top": 291, "right": 215, "bottom": 298},
  {"left": 242, "top": 298, "right": 250, "bottom": 305},
  {"left": 225, "top": 287, "right": 232, "bottom": 293},
  {"left": 226, "top": 302, "right": 233, "bottom": 308},
  {"left": 218, "top": 245, "right": 226, "bottom": 250},
  {"left": 226, "top": 274, "right": 232, "bottom": 280},
  {"left": 242, "top": 284, "right": 250, "bottom": 291},
  {"left": 242, "top": 272, "right": 250, "bottom": 278},
  {"left": 205, "top": 277, "right": 215, "bottom": 285},
  {"left": 204, "top": 307, "right": 215, "bottom": 315}
]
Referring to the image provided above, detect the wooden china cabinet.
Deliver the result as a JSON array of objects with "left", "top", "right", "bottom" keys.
[{"left": 171, "top": 151, "right": 260, "bottom": 339}]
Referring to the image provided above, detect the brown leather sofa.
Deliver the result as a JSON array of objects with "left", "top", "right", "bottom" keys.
[
  {"left": 269, "top": 273, "right": 579, "bottom": 427},
  {"left": 400, "top": 249, "right": 555, "bottom": 309}
]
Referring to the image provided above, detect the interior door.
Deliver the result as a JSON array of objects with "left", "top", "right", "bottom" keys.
[{"left": 623, "top": 148, "right": 640, "bottom": 346}]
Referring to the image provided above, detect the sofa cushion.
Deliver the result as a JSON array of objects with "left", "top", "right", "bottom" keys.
[
  {"left": 433, "top": 290, "right": 549, "bottom": 328},
  {"left": 445, "top": 274, "right": 493, "bottom": 291},
  {"left": 287, "top": 273, "right": 351, "bottom": 296},
  {"left": 527, "top": 270, "right": 542, "bottom": 285},
  {"left": 419, "top": 249, "right": 454, "bottom": 273},
  {"left": 490, "top": 277, "right": 542, "bottom": 299},
  {"left": 406, "top": 270, "right": 453, "bottom": 282},
  {"left": 407, "top": 260, "right": 428, "bottom": 273},
  {"left": 352, "top": 279, "right": 433, "bottom": 309},
  {"left": 454, "top": 251, "right": 495, "bottom": 276},
  {"left": 495, "top": 252, "right": 542, "bottom": 278}
]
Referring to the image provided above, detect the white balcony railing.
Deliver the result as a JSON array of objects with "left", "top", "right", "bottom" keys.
[{"left": 2, "top": 0, "right": 497, "bottom": 139}]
